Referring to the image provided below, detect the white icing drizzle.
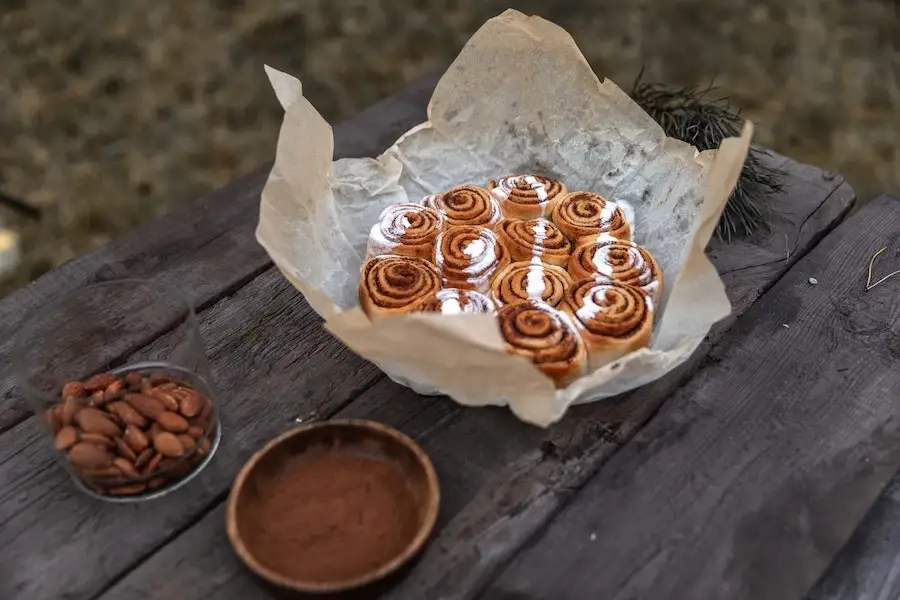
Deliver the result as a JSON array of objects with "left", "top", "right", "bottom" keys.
[
  {"left": 491, "top": 175, "right": 553, "bottom": 205},
  {"left": 434, "top": 228, "right": 502, "bottom": 291},
  {"left": 366, "top": 203, "right": 441, "bottom": 258}
]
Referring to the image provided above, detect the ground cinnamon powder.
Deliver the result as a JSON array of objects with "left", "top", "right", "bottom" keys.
[{"left": 240, "top": 452, "right": 421, "bottom": 583}]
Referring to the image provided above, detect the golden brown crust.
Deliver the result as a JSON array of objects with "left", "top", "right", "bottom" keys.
[
  {"left": 567, "top": 235, "right": 662, "bottom": 304},
  {"left": 366, "top": 203, "right": 444, "bottom": 261},
  {"left": 490, "top": 261, "right": 574, "bottom": 309},
  {"left": 433, "top": 225, "right": 511, "bottom": 294},
  {"left": 496, "top": 300, "right": 586, "bottom": 387},
  {"left": 488, "top": 175, "right": 567, "bottom": 220},
  {"left": 417, "top": 288, "right": 496, "bottom": 315},
  {"left": 493, "top": 218, "right": 571, "bottom": 267},
  {"left": 563, "top": 279, "right": 653, "bottom": 369},
  {"left": 551, "top": 191, "right": 631, "bottom": 243},
  {"left": 358, "top": 255, "right": 442, "bottom": 318},
  {"left": 423, "top": 185, "right": 502, "bottom": 228}
]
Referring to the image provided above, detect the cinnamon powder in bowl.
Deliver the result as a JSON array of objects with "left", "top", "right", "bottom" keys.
[{"left": 226, "top": 420, "right": 439, "bottom": 595}]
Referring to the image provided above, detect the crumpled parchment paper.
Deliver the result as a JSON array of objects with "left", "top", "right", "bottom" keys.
[{"left": 256, "top": 9, "right": 752, "bottom": 427}]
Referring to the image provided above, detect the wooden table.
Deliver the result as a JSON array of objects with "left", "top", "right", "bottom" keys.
[{"left": 3, "top": 76, "right": 900, "bottom": 600}]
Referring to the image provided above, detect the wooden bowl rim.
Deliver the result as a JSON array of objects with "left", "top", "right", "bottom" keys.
[{"left": 226, "top": 418, "right": 440, "bottom": 594}]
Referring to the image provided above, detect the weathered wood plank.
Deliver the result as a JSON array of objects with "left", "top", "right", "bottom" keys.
[
  {"left": 0, "top": 75, "right": 439, "bottom": 434},
  {"left": 91, "top": 157, "right": 854, "bottom": 599},
  {"left": 487, "top": 194, "right": 900, "bottom": 600}
]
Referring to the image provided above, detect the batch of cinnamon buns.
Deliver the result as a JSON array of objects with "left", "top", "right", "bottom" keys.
[{"left": 358, "top": 175, "right": 663, "bottom": 387}]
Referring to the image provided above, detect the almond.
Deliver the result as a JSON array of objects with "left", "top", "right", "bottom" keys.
[
  {"left": 124, "top": 393, "right": 165, "bottom": 420},
  {"left": 113, "top": 457, "right": 140, "bottom": 479},
  {"left": 149, "top": 422, "right": 163, "bottom": 441},
  {"left": 80, "top": 432, "right": 115, "bottom": 447},
  {"left": 107, "top": 401, "right": 148, "bottom": 428},
  {"left": 142, "top": 452, "right": 163, "bottom": 476},
  {"left": 197, "top": 436, "right": 212, "bottom": 456},
  {"left": 108, "top": 483, "right": 147, "bottom": 495},
  {"left": 140, "top": 378, "right": 153, "bottom": 394},
  {"left": 154, "top": 432, "right": 184, "bottom": 458},
  {"left": 88, "top": 390, "right": 106, "bottom": 407},
  {"left": 149, "top": 371, "right": 172, "bottom": 384},
  {"left": 157, "top": 411, "right": 189, "bottom": 433},
  {"left": 125, "top": 371, "right": 143, "bottom": 390},
  {"left": 187, "top": 426, "right": 204, "bottom": 440},
  {"left": 103, "top": 379, "right": 126, "bottom": 402},
  {"left": 75, "top": 407, "right": 120, "bottom": 437},
  {"left": 60, "top": 397, "right": 82, "bottom": 426},
  {"left": 46, "top": 406, "right": 63, "bottom": 434},
  {"left": 177, "top": 390, "right": 204, "bottom": 418},
  {"left": 83, "top": 373, "right": 117, "bottom": 392},
  {"left": 156, "top": 382, "right": 178, "bottom": 392},
  {"left": 134, "top": 447, "right": 154, "bottom": 470},
  {"left": 80, "top": 466, "right": 126, "bottom": 480},
  {"left": 159, "top": 457, "right": 193, "bottom": 478},
  {"left": 176, "top": 434, "right": 196, "bottom": 453},
  {"left": 62, "top": 381, "right": 87, "bottom": 399},
  {"left": 68, "top": 443, "right": 112, "bottom": 469},
  {"left": 147, "top": 476, "right": 168, "bottom": 490},
  {"left": 200, "top": 395, "right": 214, "bottom": 422},
  {"left": 115, "top": 437, "right": 137, "bottom": 462},
  {"left": 151, "top": 389, "right": 179, "bottom": 412},
  {"left": 54, "top": 426, "right": 79, "bottom": 450},
  {"left": 124, "top": 425, "right": 149, "bottom": 453}
]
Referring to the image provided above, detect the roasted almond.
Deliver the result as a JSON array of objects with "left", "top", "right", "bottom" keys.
[
  {"left": 140, "top": 378, "right": 153, "bottom": 394},
  {"left": 124, "top": 393, "right": 165, "bottom": 420},
  {"left": 124, "top": 425, "right": 149, "bottom": 453},
  {"left": 60, "top": 397, "right": 82, "bottom": 425},
  {"left": 75, "top": 407, "right": 120, "bottom": 437},
  {"left": 79, "top": 466, "right": 126, "bottom": 480},
  {"left": 103, "top": 379, "right": 126, "bottom": 402},
  {"left": 149, "top": 422, "right": 163, "bottom": 441},
  {"left": 177, "top": 390, "right": 203, "bottom": 418},
  {"left": 68, "top": 443, "right": 112, "bottom": 469},
  {"left": 142, "top": 452, "right": 163, "bottom": 476},
  {"left": 46, "top": 406, "right": 63, "bottom": 435},
  {"left": 156, "top": 382, "right": 178, "bottom": 392},
  {"left": 80, "top": 432, "right": 115, "bottom": 447},
  {"left": 151, "top": 389, "right": 179, "bottom": 412},
  {"left": 83, "top": 373, "right": 117, "bottom": 392},
  {"left": 113, "top": 457, "right": 140, "bottom": 479},
  {"left": 176, "top": 434, "right": 196, "bottom": 453},
  {"left": 187, "top": 426, "right": 204, "bottom": 440},
  {"left": 115, "top": 437, "right": 137, "bottom": 462},
  {"left": 147, "top": 476, "right": 168, "bottom": 490},
  {"left": 157, "top": 411, "right": 189, "bottom": 433},
  {"left": 159, "top": 457, "right": 193, "bottom": 478},
  {"left": 134, "top": 447, "right": 154, "bottom": 470},
  {"left": 197, "top": 436, "right": 212, "bottom": 456},
  {"left": 54, "top": 426, "right": 79, "bottom": 450},
  {"left": 125, "top": 371, "right": 143, "bottom": 390},
  {"left": 200, "top": 395, "right": 214, "bottom": 422},
  {"left": 149, "top": 371, "right": 172, "bottom": 384},
  {"left": 107, "top": 401, "right": 148, "bottom": 428},
  {"left": 154, "top": 432, "right": 184, "bottom": 458},
  {"left": 108, "top": 483, "right": 147, "bottom": 495},
  {"left": 62, "top": 381, "right": 87, "bottom": 399}
]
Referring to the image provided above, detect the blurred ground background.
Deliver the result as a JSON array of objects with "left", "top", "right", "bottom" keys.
[{"left": 0, "top": 0, "right": 898, "bottom": 297}]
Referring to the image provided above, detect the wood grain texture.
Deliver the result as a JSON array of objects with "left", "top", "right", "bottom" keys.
[
  {"left": 487, "top": 194, "right": 900, "bottom": 600},
  {"left": 91, "top": 157, "right": 854, "bottom": 600},
  {"left": 0, "top": 75, "right": 438, "bottom": 434}
]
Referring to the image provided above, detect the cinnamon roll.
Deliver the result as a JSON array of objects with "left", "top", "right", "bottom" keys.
[
  {"left": 433, "top": 225, "right": 511, "bottom": 294},
  {"left": 488, "top": 175, "right": 567, "bottom": 220},
  {"left": 359, "top": 255, "right": 442, "bottom": 318},
  {"left": 568, "top": 235, "right": 662, "bottom": 304},
  {"left": 417, "top": 288, "right": 496, "bottom": 315},
  {"left": 493, "top": 218, "right": 572, "bottom": 267},
  {"left": 563, "top": 279, "right": 653, "bottom": 369},
  {"left": 490, "top": 261, "right": 573, "bottom": 309},
  {"left": 366, "top": 203, "right": 443, "bottom": 260},
  {"left": 551, "top": 191, "right": 631, "bottom": 243},
  {"left": 496, "top": 300, "right": 586, "bottom": 387},
  {"left": 423, "top": 185, "right": 502, "bottom": 228}
]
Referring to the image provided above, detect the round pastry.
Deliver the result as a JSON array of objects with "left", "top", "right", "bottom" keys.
[
  {"left": 365, "top": 203, "right": 444, "bottom": 260},
  {"left": 433, "top": 225, "right": 511, "bottom": 294},
  {"left": 496, "top": 300, "right": 586, "bottom": 387},
  {"left": 490, "top": 260, "right": 574, "bottom": 309},
  {"left": 488, "top": 175, "right": 567, "bottom": 220},
  {"left": 568, "top": 234, "right": 662, "bottom": 304},
  {"left": 423, "top": 185, "right": 502, "bottom": 228},
  {"left": 493, "top": 218, "right": 571, "bottom": 267},
  {"left": 417, "top": 288, "right": 496, "bottom": 315},
  {"left": 551, "top": 191, "right": 631, "bottom": 243},
  {"left": 359, "top": 255, "right": 442, "bottom": 319},
  {"left": 563, "top": 279, "right": 653, "bottom": 369}
]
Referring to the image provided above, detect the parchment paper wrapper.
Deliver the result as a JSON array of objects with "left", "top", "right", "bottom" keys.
[{"left": 256, "top": 10, "right": 752, "bottom": 427}]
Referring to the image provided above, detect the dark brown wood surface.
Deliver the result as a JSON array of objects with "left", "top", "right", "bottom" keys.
[
  {"left": 486, "top": 194, "right": 900, "bottom": 600},
  {"left": 0, "top": 75, "right": 863, "bottom": 600}
]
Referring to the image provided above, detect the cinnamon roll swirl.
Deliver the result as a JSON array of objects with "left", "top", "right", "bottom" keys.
[
  {"left": 496, "top": 300, "right": 586, "bottom": 387},
  {"left": 433, "top": 225, "right": 511, "bottom": 294},
  {"left": 493, "top": 218, "right": 572, "bottom": 267},
  {"left": 366, "top": 203, "right": 443, "bottom": 260},
  {"left": 551, "top": 191, "right": 631, "bottom": 243},
  {"left": 423, "top": 185, "right": 502, "bottom": 228},
  {"left": 490, "top": 261, "right": 574, "bottom": 309},
  {"left": 359, "top": 255, "right": 442, "bottom": 318},
  {"left": 417, "top": 288, "right": 496, "bottom": 315},
  {"left": 568, "top": 235, "right": 662, "bottom": 304},
  {"left": 488, "top": 175, "right": 567, "bottom": 220},
  {"left": 563, "top": 279, "right": 653, "bottom": 369}
]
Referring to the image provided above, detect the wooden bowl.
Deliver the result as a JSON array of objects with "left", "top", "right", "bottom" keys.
[{"left": 226, "top": 419, "right": 440, "bottom": 596}]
